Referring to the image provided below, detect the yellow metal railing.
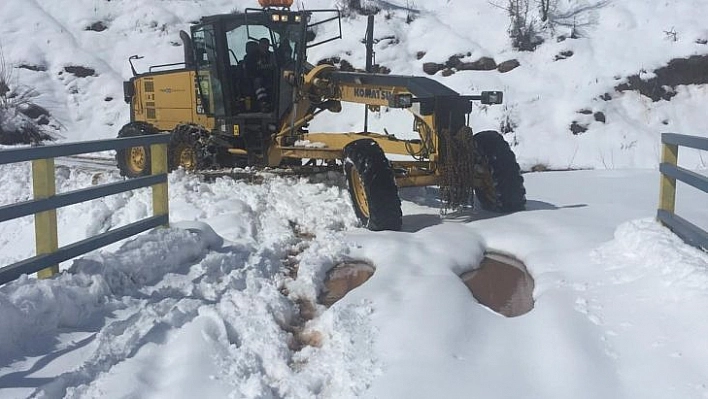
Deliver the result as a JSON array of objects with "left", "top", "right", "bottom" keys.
[
  {"left": 657, "top": 133, "right": 708, "bottom": 251},
  {"left": 0, "top": 135, "right": 170, "bottom": 284}
]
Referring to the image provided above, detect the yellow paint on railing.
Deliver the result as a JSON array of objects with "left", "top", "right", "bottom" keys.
[
  {"left": 151, "top": 143, "right": 169, "bottom": 225},
  {"left": 658, "top": 142, "right": 678, "bottom": 219},
  {"left": 32, "top": 158, "right": 59, "bottom": 279}
]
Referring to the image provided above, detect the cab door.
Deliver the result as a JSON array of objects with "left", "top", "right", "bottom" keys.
[{"left": 192, "top": 24, "right": 227, "bottom": 117}]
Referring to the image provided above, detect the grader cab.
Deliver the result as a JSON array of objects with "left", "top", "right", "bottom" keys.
[{"left": 117, "top": 0, "right": 526, "bottom": 231}]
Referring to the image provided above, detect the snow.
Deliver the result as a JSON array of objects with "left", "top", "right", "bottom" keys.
[
  {"left": 1, "top": 167, "right": 707, "bottom": 398},
  {"left": 1, "top": 0, "right": 708, "bottom": 398}
]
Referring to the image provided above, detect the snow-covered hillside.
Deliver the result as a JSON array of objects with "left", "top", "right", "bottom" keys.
[{"left": 2, "top": 0, "right": 708, "bottom": 168}]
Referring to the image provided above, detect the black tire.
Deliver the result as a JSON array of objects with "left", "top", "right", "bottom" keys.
[
  {"left": 115, "top": 122, "right": 159, "bottom": 178},
  {"left": 473, "top": 130, "right": 526, "bottom": 212},
  {"left": 343, "top": 139, "right": 402, "bottom": 231},
  {"left": 168, "top": 124, "right": 210, "bottom": 172}
]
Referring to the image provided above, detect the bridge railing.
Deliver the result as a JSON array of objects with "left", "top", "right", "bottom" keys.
[
  {"left": 657, "top": 133, "right": 708, "bottom": 251},
  {"left": 0, "top": 135, "right": 170, "bottom": 285}
]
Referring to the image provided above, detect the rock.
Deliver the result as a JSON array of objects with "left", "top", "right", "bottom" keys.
[
  {"left": 445, "top": 54, "right": 464, "bottom": 69},
  {"left": 64, "top": 66, "right": 96, "bottom": 77},
  {"left": 423, "top": 62, "right": 443, "bottom": 75},
  {"left": 85, "top": 21, "right": 108, "bottom": 32},
  {"left": 570, "top": 121, "right": 588, "bottom": 135},
  {"left": 317, "top": 57, "right": 355, "bottom": 72},
  {"left": 458, "top": 56, "right": 497, "bottom": 71},
  {"left": 339, "top": 59, "right": 354, "bottom": 72},
  {"left": 594, "top": 112, "right": 606, "bottom": 123},
  {"left": 554, "top": 50, "right": 574, "bottom": 61},
  {"left": 37, "top": 115, "right": 50, "bottom": 125},
  {"left": 416, "top": 51, "right": 426, "bottom": 60},
  {"left": 441, "top": 68, "right": 455, "bottom": 77},
  {"left": 497, "top": 59, "right": 520, "bottom": 73},
  {"left": 17, "top": 64, "right": 47, "bottom": 72},
  {"left": 373, "top": 65, "right": 391, "bottom": 74},
  {"left": 531, "top": 163, "right": 549, "bottom": 172},
  {"left": 19, "top": 103, "right": 50, "bottom": 120}
]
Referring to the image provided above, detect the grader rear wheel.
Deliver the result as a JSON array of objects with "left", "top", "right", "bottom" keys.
[
  {"left": 168, "top": 124, "right": 210, "bottom": 172},
  {"left": 343, "top": 139, "right": 402, "bottom": 231},
  {"left": 115, "top": 122, "right": 159, "bottom": 178},
  {"left": 472, "top": 130, "right": 526, "bottom": 212}
]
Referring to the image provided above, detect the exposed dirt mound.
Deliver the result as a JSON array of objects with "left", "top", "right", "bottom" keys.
[
  {"left": 461, "top": 252, "right": 534, "bottom": 317},
  {"left": 614, "top": 54, "right": 708, "bottom": 101},
  {"left": 319, "top": 261, "right": 375, "bottom": 307}
]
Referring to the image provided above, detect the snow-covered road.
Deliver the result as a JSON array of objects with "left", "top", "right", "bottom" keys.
[{"left": 1, "top": 167, "right": 707, "bottom": 398}]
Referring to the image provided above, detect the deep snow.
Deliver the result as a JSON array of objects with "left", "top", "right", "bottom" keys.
[
  {"left": 1, "top": 0, "right": 708, "bottom": 398},
  {"left": 0, "top": 168, "right": 707, "bottom": 399}
]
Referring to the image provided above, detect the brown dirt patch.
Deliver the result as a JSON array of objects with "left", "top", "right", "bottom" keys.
[
  {"left": 319, "top": 261, "right": 375, "bottom": 307},
  {"left": 461, "top": 252, "right": 534, "bottom": 317}
]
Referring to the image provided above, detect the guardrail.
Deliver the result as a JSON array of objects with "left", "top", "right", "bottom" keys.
[
  {"left": 0, "top": 135, "right": 170, "bottom": 285},
  {"left": 657, "top": 133, "right": 708, "bottom": 251}
]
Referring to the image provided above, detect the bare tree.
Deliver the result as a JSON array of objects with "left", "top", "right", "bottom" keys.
[
  {"left": 546, "top": 0, "right": 611, "bottom": 36},
  {"left": 503, "top": 0, "right": 543, "bottom": 51},
  {"left": 538, "top": 0, "right": 551, "bottom": 22}
]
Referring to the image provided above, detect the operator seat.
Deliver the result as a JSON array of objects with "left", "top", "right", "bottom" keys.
[{"left": 234, "top": 41, "right": 260, "bottom": 111}]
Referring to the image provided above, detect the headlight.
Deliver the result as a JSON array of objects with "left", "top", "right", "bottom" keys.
[{"left": 271, "top": 14, "right": 281, "bottom": 22}]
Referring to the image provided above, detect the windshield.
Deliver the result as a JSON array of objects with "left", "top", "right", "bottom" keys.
[{"left": 225, "top": 23, "right": 300, "bottom": 67}]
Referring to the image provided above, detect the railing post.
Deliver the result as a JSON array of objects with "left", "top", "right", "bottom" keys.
[
  {"left": 150, "top": 142, "right": 169, "bottom": 226},
  {"left": 658, "top": 141, "right": 679, "bottom": 220},
  {"left": 32, "top": 158, "right": 59, "bottom": 278}
]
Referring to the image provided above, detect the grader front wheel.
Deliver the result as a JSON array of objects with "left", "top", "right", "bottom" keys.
[
  {"left": 473, "top": 130, "right": 526, "bottom": 212},
  {"left": 115, "top": 122, "right": 159, "bottom": 178},
  {"left": 343, "top": 139, "right": 402, "bottom": 231},
  {"left": 350, "top": 168, "right": 370, "bottom": 218}
]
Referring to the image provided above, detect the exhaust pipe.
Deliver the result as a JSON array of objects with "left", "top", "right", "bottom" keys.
[
  {"left": 180, "top": 30, "right": 195, "bottom": 68},
  {"left": 363, "top": 15, "right": 374, "bottom": 134},
  {"left": 365, "top": 15, "right": 374, "bottom": 73}
]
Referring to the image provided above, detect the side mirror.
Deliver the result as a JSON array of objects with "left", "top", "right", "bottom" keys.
[{"left": 480, "top": 91, "right": 503, "bottom": 105}]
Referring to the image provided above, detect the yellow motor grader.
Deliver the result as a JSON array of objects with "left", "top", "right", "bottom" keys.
[{"left": 117, "top": 0, "right": 526, "bottom": 231}]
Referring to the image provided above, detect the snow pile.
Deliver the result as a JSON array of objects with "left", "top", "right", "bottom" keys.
[{"left": 0, "top": 166, "right": 374, "bottom": 398}]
